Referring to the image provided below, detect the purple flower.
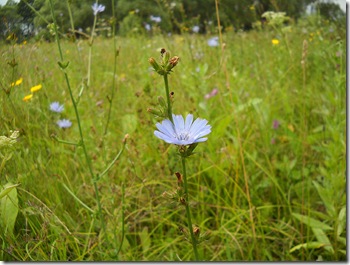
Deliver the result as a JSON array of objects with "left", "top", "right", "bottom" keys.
[
  {"left": 272, "top": 119, "right": 280, "bottom": 129},
  {"left": 57, "top": 119, "right": 72, "bottom": 128},
  {"left": 92, "top": 3, "right": 105, "bottom": 16},
  {"left": 207, "top": 36, "right": 219, "bottom": 47},
  {"left": 205, "top": 88, "right": 219, "bottom": 99},
  {"left": 50, "top": 102, "right": 64, "bottom": 113},
  {"left": 154, "top": 114, "right": 211, "bottom": 145}
]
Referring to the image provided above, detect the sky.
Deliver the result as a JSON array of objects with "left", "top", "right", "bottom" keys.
[{"left": 0, "top": 0, "right": 347, "bottom": 12}]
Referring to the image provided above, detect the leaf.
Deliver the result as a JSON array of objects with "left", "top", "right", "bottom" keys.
[
  {"left": 337, "top": 207, "right": 346, "bottom": 237},
  {"left": 0, "top": 182, "right": 19, "bottom": 235},
  {"left": 140, "top": 226, "right": 150, "bottom": 254},
  {"left": 312, "top": 181, "right": 336, "bottom": 217},
  {"left": 121, "top": 114, "right": 138, "bottom": 135},
  {"left": 312, "top": 227, "right": 334, "bottom": 254},
  {"left": 0, "top": 183, "right": 20, "bottom": 199},
  {"left": 289, "top": 242, "right": 325, "bottom": 253},
  {"left": 292, "top": 213, "right": 333, "bottom": 231}
]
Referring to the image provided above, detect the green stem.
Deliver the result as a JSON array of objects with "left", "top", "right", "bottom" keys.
[
  {"left": 87, "top": 0, "right": 99, "bottom": 87},
  {"left": 48, "top": 0, "right": 108, "bottom": 244},
  {"left": 181, "top": 156, "right": 199, "bottom": 261},
  {"left": 104, "top": 0, "right": 118, "bottom": 136},
  {"left": 163, "top": 74, "right": 173, "bottom": 123}
]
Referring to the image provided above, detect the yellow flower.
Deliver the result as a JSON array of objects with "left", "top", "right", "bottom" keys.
[
  {"left": 23, "top": 94, "right": 33, "bottom": 102},
  {"left": 249, "top": 5, "right": 255, "bottom": 10},
  {"left": 23, "top": 40, "right": 27, "bottom": 45},
  {"left": 272, "top": 39, "right": 280, "bottom": 45},
  {"left": 30, "top": 84, "right": 42, "bottom": 93},
  {"left": 11, "top": 77, "right": 23, "bottom": 87}
]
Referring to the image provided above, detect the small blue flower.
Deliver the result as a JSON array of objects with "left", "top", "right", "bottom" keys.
[
  {"left": 92, "top": 3, "right": 105, "bottom": 16},
  {"left": 57, "top": 119, "right": 72, "bottom": 128},
  {"left": 207, "top": 36, "right": 219, "bottom": 47},
  {"left": 192, "top": 25, "right": 200, "bottom": 33},
  {"left": 154, "top": 114, "right": 211, "bottom": 145},
  {"left": 150, "top": 15, "right": 161, "bottom": 23},
  {"left": 50, "top": 102, "right": 64, "bottom": 113},
  {"left": 144, "top": 23, "right": 151, "bottom": 31}
]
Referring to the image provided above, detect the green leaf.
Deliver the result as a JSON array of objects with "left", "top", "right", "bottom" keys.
[
  {"left": 312, "top": 180, "right": 336, "bottom": 217},
  {"left": 312, "top": 227, "right": 334, "bottom": 254},
  {"left": 121, "top": 114, "right": 138, "bottom": 135},
  {"left": 0, "top": 182, "right": 19, "bottom": 235},
  {"left": 0, "top": 183, "right": 20, "bottom": 199},
  {"left": 289, "top": 242, "right": 325, "bottom": 253},
  {"left": 140, "top": 226, "right": 150, "bottom": 254},
  {"left": 292, "top": 213, "right": 333, "bottom": 231},
  {"left": 337, "top": 207, "right": 346, "bottom": 237}
]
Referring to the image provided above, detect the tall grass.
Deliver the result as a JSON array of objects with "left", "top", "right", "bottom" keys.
[{"left": 0, "top": 11, "right": 346, "bottom": 261}]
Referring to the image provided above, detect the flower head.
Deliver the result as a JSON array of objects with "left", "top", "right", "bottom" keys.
[
  {"left": 272, "top": 119, "right": 280, "bottom": 129},
  {"left": 272, "top": 39, "right": 280, "bottom": 45},
  {"left": 150, "top": 15, "right": 161, "bottom": 23},
  {"left": 23, "top": 94, "right": 33, "bottom": 102},
  {"left": 192, "top": 25, "right": 200, "bottom": 33},
  {"left": 11, "top": 77, "right": 23, "bottom": 87},
  {"left": 92, "top": 3, "right": 105, "bottom": 16},
  {"left": 50, "top": 102, "right": 64, "bottom": 113},
  {"left": 207, "top": 36, "right": 219, "bottom": 47},
  {"left": 57, "top": 119, "right": 72, "bottom": 128},
  {"left": 204, "top": 88, "right": 219, "bottom": 99},
  {"left": 30, "top": 84, "right": 42, "bottom": 93},
  {"left": 154, "top": 114, "right": 211, "bottom": 145}
]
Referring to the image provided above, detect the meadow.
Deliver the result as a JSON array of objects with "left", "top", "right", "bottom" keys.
[{"left": 0, "top": 14, "right": 346, "bottom": 261}]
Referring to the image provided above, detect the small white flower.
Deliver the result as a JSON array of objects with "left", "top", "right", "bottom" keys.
[{"left": 154, "top": 114, "right": 211, "bottom": 145}]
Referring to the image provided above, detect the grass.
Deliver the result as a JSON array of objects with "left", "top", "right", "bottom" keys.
[{"left": 0, "top": 16, "right": 346, "bottom": 261}]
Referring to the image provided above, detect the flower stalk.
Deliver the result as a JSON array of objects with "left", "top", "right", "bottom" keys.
[{"left": 181, "top": 155, "right": 200, "bottom": 261}]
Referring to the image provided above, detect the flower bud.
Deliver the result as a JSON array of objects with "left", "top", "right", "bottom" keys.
[
  {"left": 157, "top": 96, "right": 167, "bottom": 109},
  {"left": 147, "top": 107, "right": 163, "bottom": 117},
  {"left": 162, "top": 51, "right": 171, "bottom": 65},
  {"left": 165, "top": 56, "right": 180, "bottom": 72},
  {"left": 149, "top": 57, "right": 161, "bottom": 72}
]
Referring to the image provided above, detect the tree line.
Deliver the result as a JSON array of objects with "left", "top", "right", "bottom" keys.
[{"left": 0, "top": 0, "right": 345, "bottom": 41}]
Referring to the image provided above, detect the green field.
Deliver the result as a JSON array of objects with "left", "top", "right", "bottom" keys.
[{"left": 0, "top": 14, "right": 346, "bottom": 261}]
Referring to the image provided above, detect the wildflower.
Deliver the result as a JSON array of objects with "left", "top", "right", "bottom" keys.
[
  {"left": 272, "top": 39, "right": 279, "bottom": 45},
  {"left": 154, "top": 114, "right": 211, "bottom": 145},
  {"left": 192, "top": 25, "right": 200, "bottom": 33},
  {"left": 272, "top": 119, "right": 280, "bottom": 129},
  {"left": 11, "top": 77, "right": 23, "bottom": 87},
  {"left": 207, "top": 37, "right": 219, "bottom": 47},
  {"left": 204, "top": 88, "right": 219, "bottom": 99},
  {"left": 0, "top": 130, "right": 19, "bottom": 149},
  {"left": 50, "top": 102, "right": 64, "bottom": 113},
  {"left": 92, "top": 3, "right": 105, "bottom": 16},
  {"left": 144, "top": 23, "right": 151, "bottom": 31},
  {"left": 150, "top": 15, "right": 161, "bottom": 23},
  {"left": 30, "top": 84, "right": 42, "bottom": 93},
  {"left": 23, "top": 94, "right": 33, "bottom": 102},
  {"left": 57, "top": 119, "right": 72, "bottom": 128}
]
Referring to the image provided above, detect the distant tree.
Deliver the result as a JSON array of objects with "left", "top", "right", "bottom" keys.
[
  {"left": 17, "top": 0, "right": 35, "bottom": 38},
  {"left": 0, "top": 0, "right": 22, "bottom": 40}
]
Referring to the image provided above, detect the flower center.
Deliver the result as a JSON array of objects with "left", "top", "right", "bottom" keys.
[{"left": 177, "top": 131, "right": 190, "bottom": 141}]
